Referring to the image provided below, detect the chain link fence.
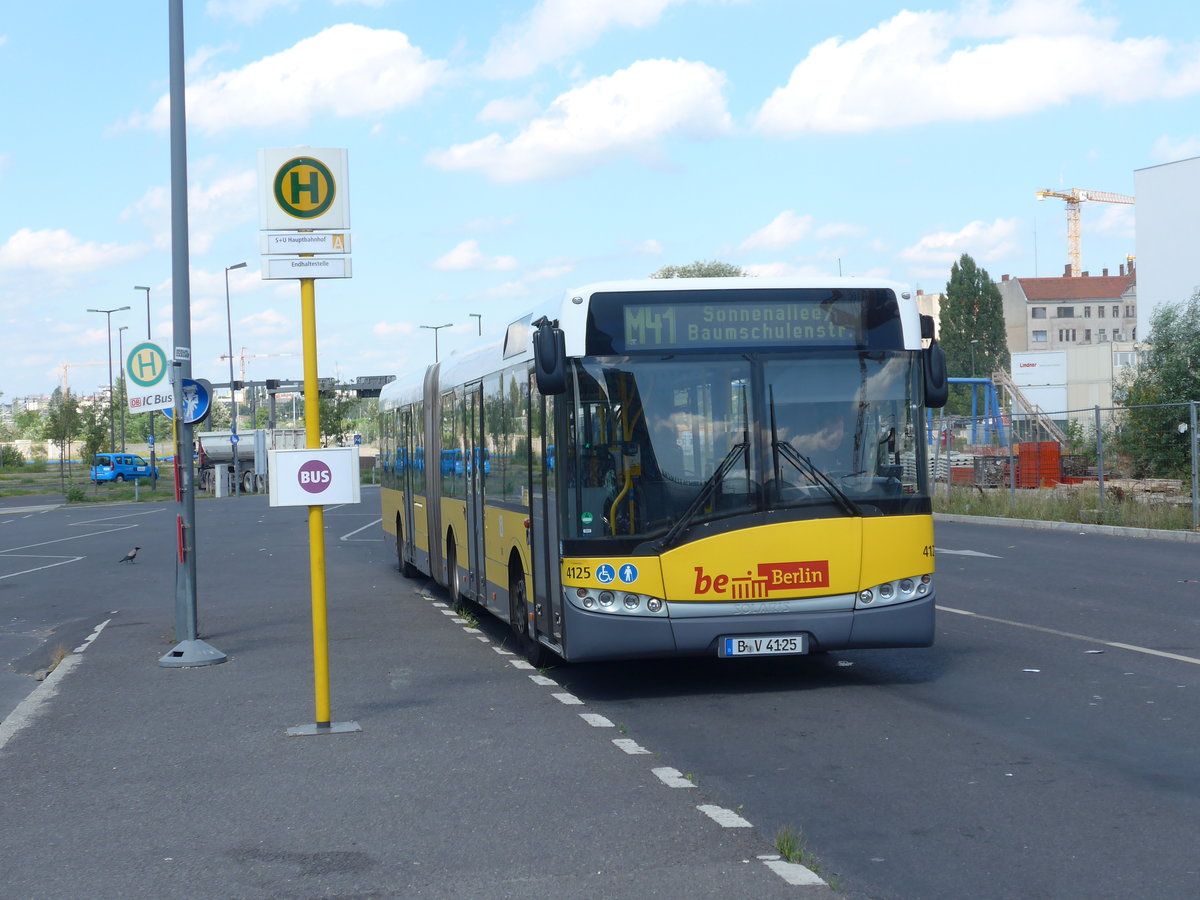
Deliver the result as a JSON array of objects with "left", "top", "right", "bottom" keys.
[{"left": 930, "top": 401, "right": 1200, "bottom": 531}]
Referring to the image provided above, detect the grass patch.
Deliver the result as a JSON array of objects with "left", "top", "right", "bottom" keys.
[
  {"left": 934, "top": 484, "right": 1196, "bottom": 531},
  {"left": 776, "top": 824, "right": 823, "bottom": 874}
]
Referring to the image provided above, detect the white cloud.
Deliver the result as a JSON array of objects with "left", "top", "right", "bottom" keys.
[
  {"left": 0, "top": 228, "right": 144, "bottom": 273},
  {"left": 754, "top": 3, "right": 1196, "bottom": 135},
  {"left": 428, "top": 59, "right": 732, "bottom": 182},
  {"left": 740, "top": 211, "right": 813, "bottom": 251},
  {"left": 433, "top": 239, "right": 519, "bottom": 271},
  {"left": 483, "top": 0, "right": 687, "bottom": 80},
  {"left": 478, "top": 96, "right": 541, "bottom": 123},
  {"left": 815, "top": 222, "right": 868, "bottom": 240},
  {"left": 1092, "top": 204, "right": 1135, "bottom": 240},
  {"left": 129, "top": 25, "right": 446, "bottom": 134},
  {"left": 1151, "top": 134, "right": 1200, "bottom": 163},
  {"left": 239, "top": 308, "right": 293, "bottom": 336},
  {"left": 898, "top": 218, "right": 1021, "bottom": 266},
  {"left": 124, "top": 170, "right": 256, "bottom": 253}
]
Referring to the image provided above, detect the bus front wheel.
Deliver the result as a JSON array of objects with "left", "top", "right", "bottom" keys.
[{"left": 509, "top": 564, "right": 551, "bottom": 668}]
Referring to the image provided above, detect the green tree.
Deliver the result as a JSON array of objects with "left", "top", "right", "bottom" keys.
[
  {"left": 939, "top": 253, "right": 1011, "bottom": 415},
  {"left": 650, "top": 260, "right": 743, "bottom": 279},
  {"left": 43, "top": 388, "right": 81, "bottom": 488},
  {"left": 1113, "top": 289, "right": 1200, "bottom": 477},
  {"left": 319, "top": 392, "right": 355, "bottom": 446},
  {"left": 79, "top": 404, "right": 107, "bottom": 475}
]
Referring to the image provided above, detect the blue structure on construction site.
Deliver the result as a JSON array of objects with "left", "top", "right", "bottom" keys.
[
  {"left": 927, "top": 378, "right": 1009, "bottom": 448},
  {"left": 949, "top": 377, "right": 1007, "bottom": 446}
]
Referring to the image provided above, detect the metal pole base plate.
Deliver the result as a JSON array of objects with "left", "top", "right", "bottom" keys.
[
  {"left": 158, "top": 639, "right": 228, "bottom": 668},
  {"left": 286, "top": 721, "right": 362, "bottom": 737}
]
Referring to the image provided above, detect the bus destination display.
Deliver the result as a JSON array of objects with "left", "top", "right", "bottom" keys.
[{"left": 623, "top": 301, "right": 859, "bottom": 351}]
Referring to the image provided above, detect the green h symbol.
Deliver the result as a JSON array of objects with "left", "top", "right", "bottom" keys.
[
  {"left": 134, "top": 351, "right": 159, "bottom": 380},
  {"left": 290, "top": 169, "right": 322, "bottom": 205}
]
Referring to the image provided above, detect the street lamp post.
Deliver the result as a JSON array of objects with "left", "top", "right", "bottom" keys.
[
  {"left": 469, "top": 313, "right": 481, "bottom": 335},
  {"left": 421, "top": 323, "right": 453, "bottom": 362},
  {"left": 225, "top": 262, "right": 248, "bottom": 496},
  {"left": 87, "top": 306, "right": 130, "bottom": 452},
  {"left": 118, "top": 326, "right": 128, "bottom": 451},
  {"left": 134, "top": 285, "right": 152, "bottom": 339},
  {"left": 970, "top": 339, "right": 979, "bottom": 378}
]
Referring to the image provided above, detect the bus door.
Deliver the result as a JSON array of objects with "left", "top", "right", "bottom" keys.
[
  {"left": 530, "top": 389, "right": 562, "bottom": 645},
  {"left": 464, "top": 383, "right": 486, "bottom": 603},
  {"left": 400, "top": 408, "right": 418, "bottom": 567}
]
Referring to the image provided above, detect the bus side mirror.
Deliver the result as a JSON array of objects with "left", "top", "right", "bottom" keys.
[
  {"left": 923, "top": 342, "right": 948, "bottom": 408},
  {"left": 533, "top": 317, "right": 567, "bottom": 395}
]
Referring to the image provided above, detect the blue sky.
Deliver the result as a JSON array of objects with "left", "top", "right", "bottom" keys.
[{"left": 2, "top": 0, "right": 1198, "bottom": 399}]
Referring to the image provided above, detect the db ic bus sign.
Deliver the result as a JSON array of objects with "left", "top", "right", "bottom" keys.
[{"left": 268, "top": 447, "right": 361, "bottom": 507}]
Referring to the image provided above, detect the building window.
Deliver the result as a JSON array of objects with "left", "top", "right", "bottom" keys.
[
  {"left": 1125, "top": 305, "right": 1135, "bottom": 318},
  {"left": 1058, "top": 328, "right": 1076, "bottom": 342},
  {"left": 1084, "top": 306, "right": 1091, "bottom": 318},
  {"left": 1084, "top": 329, "right": 1091, "bottom": 342},
  {"left": 1098, "top": 329, "right": 1107, "bottom": 342},
  {"left": 1031, "top": 307, "right": 1047, "bottom": 319},
  {"left": 1112, "top": 305, "right": 1119, "bottom": 318},
  {"left": 1112, "top": 330, "right": 1122, "bottom": 341},
  {"left": 1032, "top": 330, "right": 1047, "bottom": 343},
  {"left": 1056, "top": 306, "right": 1075, "bottom": 318},
  {"left": 1098, "top": 306, "right": 1105, "bottom": 318},
  {"left": 1113, "top": 351, "right": 1136, "bottom": 367}
]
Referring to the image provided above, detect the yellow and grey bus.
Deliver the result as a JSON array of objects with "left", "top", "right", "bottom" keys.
[{"left": 379, "top": 277, "right": 948, "bottom": 664}]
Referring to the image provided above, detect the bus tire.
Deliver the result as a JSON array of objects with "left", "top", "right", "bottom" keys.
[
  {"left": 396, "top": 515, "right": 420, "bottom": 578},
  {"left": 445, "top": 532, "right": 460, "bottom": 609},
  {"left": 509, "top": 563, "right": 552, "bottom": 668}
]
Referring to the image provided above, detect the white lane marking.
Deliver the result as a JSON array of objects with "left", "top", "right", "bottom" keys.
[
  {"left": 70, "top": 510, "right": 164, "bottom": 525},
  {"left": 579, "top": 713, "right": 612, "bottom": 727},
  {"left": 552, "top": 692, "right": 583, "bottom": 705},
  {"left": 439, "top": 609, "right": 459, "bottom": 616},
  {"left": 0, "top": 654, "right": 84, "bottom": 751},
  {"left": 451, "top": 617, "right": 468, "bottom": 624},
  {"left": 0, "top": 524, "right": 138, "bottom": 554},
  {"left": 431, "top": 601, "right": 448, "bottom": 608},
  {"left": 939, "top": 606, "right": 1200, "bottom": 666},
  {"left": 936, "top": 547, "right": 1003, "bottom": 558},
  {"left": 474, "top": 636, "right": 490, "bottom": 643},
  {"left": 0, "top": 554, "right": 84, "bottom": 581},
  {"left": 339, "top": 517, "right": 382, "bottom": 541},
  {"left": 613, "top": 738, "right": 651, "bottom": 754},
  {"left": 530, "top": 674, "right": 558, "bottom": 686},
  {"left": 509, "top": 659, "right": 534, "bottom": 670},
  {"left": 652, "top": 767, "right": 695, "bottom": 787},
  {"left": 462, "top": 627, "right": 482, "bottom": 634},
  {"left": 492, "top": 646, "right": 514, "bottom": 656},
  {"left": 758, "top": 855, "right": 826, "bottom": 886},
  {"left": 73, "top": 618, "right": 112, "bottom": 653},
  {"left": 697, "top": 805, "right": 752, "bottom": 828}
]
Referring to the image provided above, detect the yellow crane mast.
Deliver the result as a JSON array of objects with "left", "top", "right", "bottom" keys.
[{"left": 1036, "top": 187, "right": 1135, "bottom": 277}]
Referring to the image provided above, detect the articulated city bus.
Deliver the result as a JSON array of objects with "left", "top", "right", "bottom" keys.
[{"left": 379, "top": 277, "right": 948, "bottom": 664}]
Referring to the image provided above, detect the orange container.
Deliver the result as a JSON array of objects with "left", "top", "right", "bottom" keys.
[{"left": 1017, "top": 442, "right": 1062, "bottom": 488}]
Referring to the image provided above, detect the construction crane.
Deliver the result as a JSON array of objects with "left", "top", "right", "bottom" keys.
[
  {"left": 1036, "top": 187, "right": 1135, "bottom": 277},
  {"left": 218, "top": 347, "right": 300, "bottom": 388},
  {"left": 60, "top": 362, "right": 108, "bottom": 395}
]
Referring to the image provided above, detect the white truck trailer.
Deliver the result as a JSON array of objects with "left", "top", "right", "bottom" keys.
[{"left": 196, "top": 428, "right": 305, "bottom": 494}]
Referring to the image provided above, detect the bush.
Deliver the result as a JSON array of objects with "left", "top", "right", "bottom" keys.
[
  {"left": 0, "top": 445, "right": 25, "bottom": 469},
  {"left": 65, "top": 485, "right": 87, "bottom": 503}
]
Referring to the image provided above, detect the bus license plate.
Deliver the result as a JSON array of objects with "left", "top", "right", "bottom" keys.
[{"left": 719, "top": 634, "right": 808, "bottom": 658}]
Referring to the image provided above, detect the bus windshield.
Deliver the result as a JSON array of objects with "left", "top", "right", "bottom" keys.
[{"left": 561, "top": 353, "right": 927, "bottom": 550}]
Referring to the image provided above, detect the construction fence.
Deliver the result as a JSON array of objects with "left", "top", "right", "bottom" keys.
[{"left": 929, "top": 400, "right": 1200, "bottom": 530}]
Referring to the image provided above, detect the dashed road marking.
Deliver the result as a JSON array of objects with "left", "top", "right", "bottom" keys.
[
  {"left": 580, "top": 713, "right": 613, "bottom": 727},
  {"left": 509, "top": 659, "right": 534, "bottom": 670},
  {"left": 698, "top": 805, "right": 752, "bottom": 828},
  {"left": 552, "top": 691, "right": 583, "bottom": 705},
  {"left": 613, "top": 738, "right": 651, "bottom": 755},
  {"left": 530, "top": 674, "right": 558, "bottom": 686},
  {"left": 758, "top": 854, "right": 827, "bottom": 885},
  {"left": 652, "top": 767, "right": 696, "bottom": 788}
]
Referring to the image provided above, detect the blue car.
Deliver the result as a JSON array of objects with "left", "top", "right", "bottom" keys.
[{"left": 91, "top": 453, "right": 157, "bottom": 484}]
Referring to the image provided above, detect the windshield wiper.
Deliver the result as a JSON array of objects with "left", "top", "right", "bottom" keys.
[
  {"left": 773, "top": 440, "right": 862, "bottom": 517},
  {"left": 656, "top": 441, "right": 748, "bottom": 550}
]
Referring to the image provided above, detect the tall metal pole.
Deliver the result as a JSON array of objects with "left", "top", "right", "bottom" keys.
[
  {"left": 160, "top": 0, "right": 224, "bottom": 668},
  {"left": 134, "top": 286, "right": 152, "bottom": 339},
  {"left": 87, "top": 306, "right": 129, "bottom": 452},
  {"left": 118, "top": 326, "right": 128, "bottom": 452},
  {"left": 421, "top": 322, "right": 452, "bottom": 362},
  {"left": 225, "top": 262, "right": 247, "bottom": 496}
]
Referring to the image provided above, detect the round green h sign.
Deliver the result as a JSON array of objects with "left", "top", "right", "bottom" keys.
[
  {"left": 273, "top": 157, "right": 336, "bottom": 220},
  {"left": 127, "top": 342, "right": 168, "bottom": 388}
]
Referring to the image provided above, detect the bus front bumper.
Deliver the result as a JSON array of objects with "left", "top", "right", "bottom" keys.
[{"left": 560, "top": 593, "right": 935, "bottom": 662}]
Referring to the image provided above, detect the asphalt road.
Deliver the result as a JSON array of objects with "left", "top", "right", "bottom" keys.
[
  {"left": 541, "top": 519, "right": 1200, "bottom": 898},
  {"left": 3, "top": 498, "right": 1198, "bottom": 898}
]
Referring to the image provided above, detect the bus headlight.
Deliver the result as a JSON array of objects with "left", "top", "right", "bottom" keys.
[
  {"left": 567, "top": 588, "right": 667, "bottom": 617},
  {"left": 855, "top": 575, "right": 933, "bottom": 609}
]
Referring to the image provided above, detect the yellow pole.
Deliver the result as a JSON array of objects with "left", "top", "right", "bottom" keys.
[{"left": 301, "top": 276, "right": 331, "bottom": 727}]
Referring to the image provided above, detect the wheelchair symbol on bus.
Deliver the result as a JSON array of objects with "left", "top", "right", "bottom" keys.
[{"left": 596, "top": 564, "right": 616, "bottom": 584}]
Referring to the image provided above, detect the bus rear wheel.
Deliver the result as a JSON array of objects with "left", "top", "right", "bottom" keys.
[
  {"left": 509, "top": 564, "right": 552, "bottom": 668},
  {"left": 396, "top": 516, "right": 420, "bottom": 578}
]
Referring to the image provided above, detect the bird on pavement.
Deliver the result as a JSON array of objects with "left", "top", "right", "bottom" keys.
[{"left": 119, "top": 547, "right": 142, "bottom": 563}]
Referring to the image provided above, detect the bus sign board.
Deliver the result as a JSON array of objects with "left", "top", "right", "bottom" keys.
[
  {"left": 268, "top": 447, "right": 361, "bottom": 506},
  {"left": 260, "top": 232, "right": 350, "bottom": 255},
  {"left": 258, "top": 148, "right": 350, "bottom": 231},
  {"left": 125, "top": 341, "right": 172, "bottom": 413}
]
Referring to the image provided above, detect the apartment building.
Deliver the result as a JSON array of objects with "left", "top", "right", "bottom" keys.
[{"left": 997, "top": 261, "right": 1137, "bottom": 354}]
